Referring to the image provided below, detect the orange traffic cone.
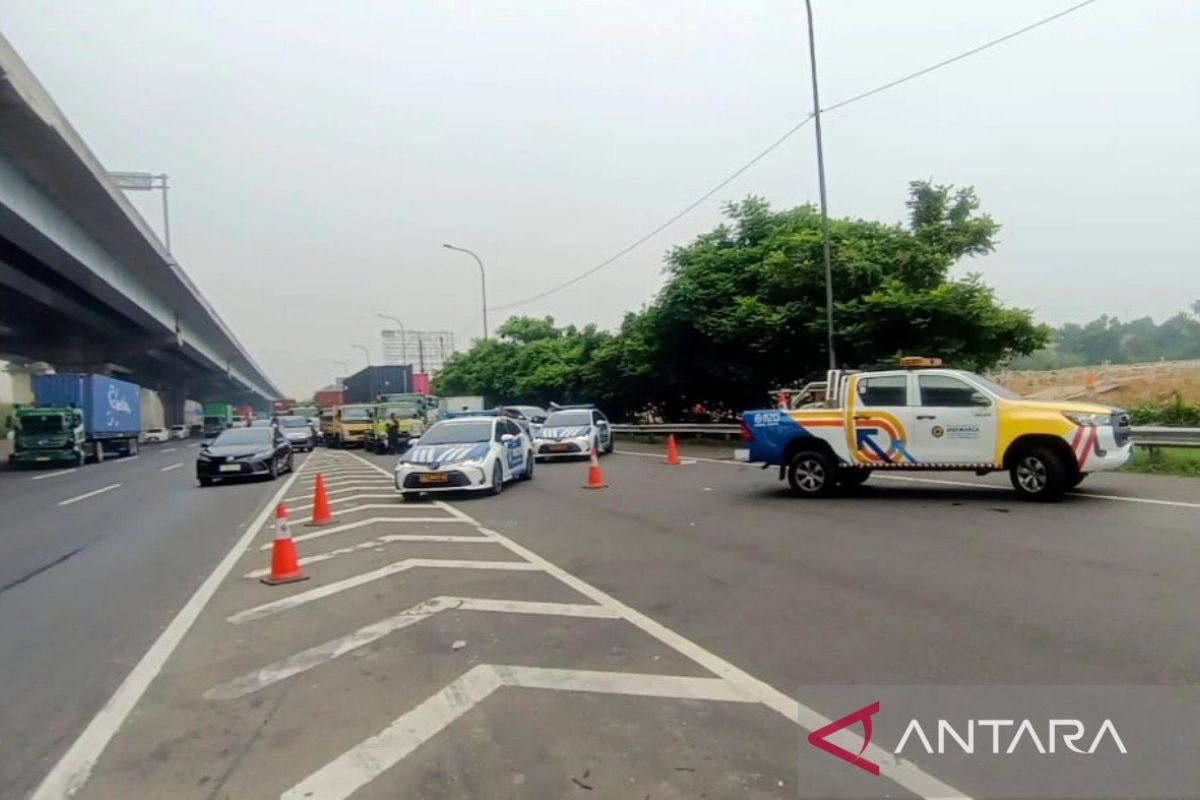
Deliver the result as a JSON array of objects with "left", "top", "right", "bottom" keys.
[
  {"left": 308, "top": 473, "right": 335, "bottom": 526},
  {"left": 583, "top": 447, "right": 608, "bottom": 489},
  {"left": 665, "top": 434, "right": 682, "bottom": 466},
  {"left": 262, "top": 503, "right": 308, "bottom": 585}
]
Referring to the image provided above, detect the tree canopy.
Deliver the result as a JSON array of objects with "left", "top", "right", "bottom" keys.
[{"left": 435, "top": 181, "right": 1048, "bottom": 419}]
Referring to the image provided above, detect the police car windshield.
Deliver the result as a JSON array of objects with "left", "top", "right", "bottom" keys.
[
  {"left": 544, "top": 410, "right": 590, "bottom": 427},
  {"left": 967, "top": 373, "right": 1021, "bottom": 400},
  {"left": 420, "top": 420, "right": 492, "bottom": 445}
]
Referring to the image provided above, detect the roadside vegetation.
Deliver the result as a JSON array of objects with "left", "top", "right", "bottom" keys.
[
  {"left": 1009, "top": 302, "right": 1200, "bottom": 370},
  {"left": 1120, "top": 447, "right": 1200, "bottom": 478},
  {"left": 436, "top": 181, "right": 1047, "bottom": 420}
]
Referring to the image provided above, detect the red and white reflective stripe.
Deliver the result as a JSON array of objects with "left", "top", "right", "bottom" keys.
[{"left": 1076, "top": 427, "right": 1098, "bottom": 469}]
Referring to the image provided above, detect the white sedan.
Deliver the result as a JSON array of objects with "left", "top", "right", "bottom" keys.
[
  {"left": 532, "top": 406, "right": 614, "bottom": 460},
  {"left": 394, "top": 416, "right": 534, "bottom": 500},
  {"left": 143, "top": 427, "right": 169, "bottom": 443}
]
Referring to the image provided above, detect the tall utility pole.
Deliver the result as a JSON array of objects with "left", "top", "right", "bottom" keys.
[
  {"left": 109, "top": 171, "right": 171, "bottom": 252},
  {"left": 803, "top": 0, "right": 837, "bottom": 369},
  {"left": 350, "top": 344, "right": 371, "bottom": 368},
  {"left": 442, "top": 243, "right": 488, "bottom": 340}
]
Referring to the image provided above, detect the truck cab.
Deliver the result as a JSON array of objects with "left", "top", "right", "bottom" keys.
[
  {"left": 364, "top": 396, "right": 427, "bottom": 453},
  {"left": 741, "top": 358, "right": 1133, "bottom": 501},
  {"left": 9, "top": 407, "right": 85, "bottom": 466},
  {"left": 329, "top": 403, "right": 374, "bottom": 448}
]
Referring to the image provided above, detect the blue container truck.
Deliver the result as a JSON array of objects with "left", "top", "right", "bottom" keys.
[{"left": 9, "top": 374, "right": 142, "bottom": 467}]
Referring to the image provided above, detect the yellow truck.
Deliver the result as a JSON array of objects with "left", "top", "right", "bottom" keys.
[
  {"left": 364, "top": 396, "right": 427, "bottom": 454},
  {"left": 327, "top": 403, "right": 374, "bottom": 448}
]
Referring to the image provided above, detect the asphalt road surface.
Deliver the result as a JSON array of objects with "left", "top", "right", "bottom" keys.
[
  {"left": 0, "top": 442, "right": 306, "bottom": 799},
  {"left": 6, "top": 439, "right": 1199, "bottom": 799}
]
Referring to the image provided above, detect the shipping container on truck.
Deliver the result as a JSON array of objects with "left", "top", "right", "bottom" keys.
[
  {"left": 272, "top": 398, "right": 294, "bottom": 414},
  {"left": 342, "top": 365, "right": 414, "bottom": 404},
  {"left": 314, "top": 387, "right": 344, "bottom": 410},
  {"left": 234, "top": 404, "right": 254, "bottom": 421},
  {"left": 9, "top": 374, "right": 142, "bottom": 467},
  {"left": 202, "top": 403, "right": 234, "bottom": 436},
  {"left": 184, "top": 400, "right": 204, "bottom": 433},
  {"left": 412, "top": 372, "right": 431, "bottom": 395}
]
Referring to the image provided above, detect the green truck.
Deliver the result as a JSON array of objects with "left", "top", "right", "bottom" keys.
[
  {"left": 202, "top": 403, "right": 234, "bottom": 437},
  {"left": 363, "top": 394, "right": 431, "bottom": 453},
  {"left": 9, "top": 373, "right": 142, "bottom": 467}
]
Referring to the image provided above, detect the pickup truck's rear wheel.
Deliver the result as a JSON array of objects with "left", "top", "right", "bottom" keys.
[
  {"left": 787, "top": 450, "right": 837, "bottom": 498},
  {"left": 1010, "top": 445, "right": 1069, "bottom": 501},
  {"left": 838, "top": 468, "right": 871, "bottom": 489}
]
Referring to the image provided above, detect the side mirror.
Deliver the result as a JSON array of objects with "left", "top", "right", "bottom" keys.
[{"left": 500, "top": 433, "right": 516, "bottom": 443}]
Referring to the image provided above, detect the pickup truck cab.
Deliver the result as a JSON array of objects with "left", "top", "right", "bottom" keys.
[{"left": 741, "top": 358, "right": 1132, "bottom": 501}]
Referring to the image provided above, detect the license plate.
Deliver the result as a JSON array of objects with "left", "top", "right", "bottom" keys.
[
  {"left": 549, "top": 443, "right": 570, "bottom": 452},
  {"left": 36, "top": 456, "right": 50, "bottom": 462},
  {"left": 219, "top": 464, "right": 241, "bottom": 473},
  {"left": 419, "top": 472, "right": 449, "bottom": 484},
  {"left": 733, "top": 448, "right": 750, "bottom": 462}
]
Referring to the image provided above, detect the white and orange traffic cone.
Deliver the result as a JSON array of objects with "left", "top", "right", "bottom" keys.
[
  {"left": 665, "top": 434, "right": 682, "bottom": 466},
  {"left": 582, "top": 447, "right": 608, "bottom": 489},
  {"left": 262, "top": 503, "right": 309, "bottom": 586},
  {"left": 308, "top": 473, "right": 335, "bottom": 527}
]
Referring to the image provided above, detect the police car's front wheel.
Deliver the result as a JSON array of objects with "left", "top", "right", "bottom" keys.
[
  {"left": 787, "top": 450, "right": 837, "bottom": 498},
  {"left": 490, "top": 462, "right": 504, "bottom": 495}
]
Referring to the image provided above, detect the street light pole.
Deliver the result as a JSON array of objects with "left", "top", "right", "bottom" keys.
[
  {"left": 803, "top": 0, "right": 837, "bottom": 369},
  {"left": 442, "top": 243, "right": 488, "bottom": 340},
  {"left": 350, "top": 344, "right": 371, "bottom": 368},
  {"left": 375, "top": 312, "right": 408, "bottom": 368},
  {"left": 330, "top": 359, "right": 349, "bottom": 387}
]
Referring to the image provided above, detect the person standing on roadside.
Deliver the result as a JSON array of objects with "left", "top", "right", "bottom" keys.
[{"left": 386, "top": 412, "right": 400, "bottom": 454}]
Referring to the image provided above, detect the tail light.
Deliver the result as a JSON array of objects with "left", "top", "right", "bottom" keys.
[{"left": 739, "top": 420, "right": 753, "bottom": 442}]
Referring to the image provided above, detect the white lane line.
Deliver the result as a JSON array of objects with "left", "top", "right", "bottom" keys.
[
  {"left": 615, "top": 451, "right": 1200, "bottom": 510},
  {"left": 206, "top": 598, "right": 620, "bottom": 699},
  {"left": 283, "top": 665, "right": 753, "bottom": 800},
  {"left": 283, "top": 484, "right": 392, "bottom": 503},
  {"left": 242, "top": 534, "right": 491, "bottom": 578},
  {"left": 335, "top": 451, "right": 964, "bottom": 799},
  {"left": 227, "top": 559, "right": 541, "bottom": 625},
  {"left": 341, "top": 451, "right": 967, "bottom": 798},
  {"left": 57, "top": 484, "right": 121, "bottom": 506},
  {"left": 30, "top": 457, "right": 307, "bottom": 800},
  {"left": 260, "top": 516, "right": 464, "bottom": 549},
  {"left": 159, "top": 463, "right": 183, "bottom": 473},
  {"left": 31, "top": 468, "right": 76, "bottom": 481},
  {"left": 161, "top": 447, "right": 177, "bottom": 453},
  {"left": 285, "top": 503, "right": 432, "bottom": 518},
  {"left": 288, "top": 494, "right": 398, "bottom": 512}
]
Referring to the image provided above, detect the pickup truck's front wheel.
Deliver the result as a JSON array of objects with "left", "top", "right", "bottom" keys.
[
  {"left": 1009, "top": 445, "right": 1069, "bottom": 501},
  {"left": 787, "top": 450, "right": 837, "bottom": 498}
]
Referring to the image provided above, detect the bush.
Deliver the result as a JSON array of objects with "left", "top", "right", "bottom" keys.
[{"left": 1126, "top": 393, "right": 1200, "bottom": 427}]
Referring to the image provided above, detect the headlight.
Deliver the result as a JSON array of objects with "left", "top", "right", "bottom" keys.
[
  {"left": 1062, "top": 412, "right": 1110, "bottom": 427},
  {"left": 460, "top": 458, "right": 486, "bottom": 468},
  {"left": 197, "top": 452, "right": 211, "bottom": 462}
]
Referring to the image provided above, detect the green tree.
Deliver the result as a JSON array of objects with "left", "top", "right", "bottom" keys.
[{"left": 435, "top": 181, "right": 1048, "bottom": 419}]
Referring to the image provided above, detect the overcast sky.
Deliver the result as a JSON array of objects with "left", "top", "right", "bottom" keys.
[{"left": 1, "top": 1, "right": 1196, "bottom": 397}]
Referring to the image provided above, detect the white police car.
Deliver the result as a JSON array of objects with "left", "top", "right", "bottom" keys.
[
  {"left": 532, "top": 405, "right": 613, "bottom": 460},
  {"left": 394, "top": 415, "right": 533, "bottom": 500}
]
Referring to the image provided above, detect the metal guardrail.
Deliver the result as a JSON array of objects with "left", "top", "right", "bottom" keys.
[{"left": 613, "top": 423, "right": 1200, "bottom": 448}]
